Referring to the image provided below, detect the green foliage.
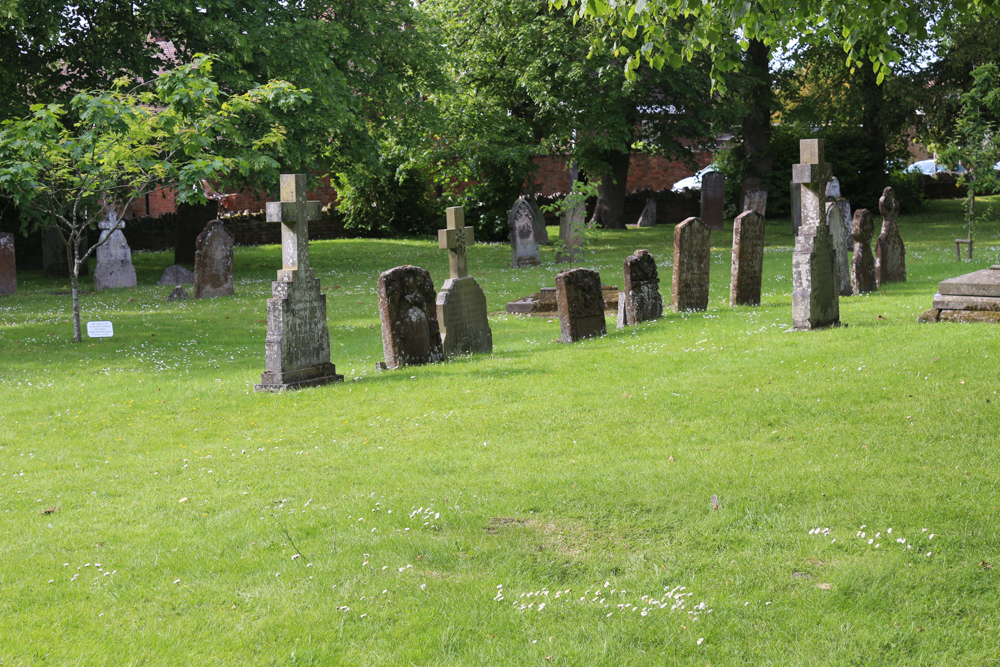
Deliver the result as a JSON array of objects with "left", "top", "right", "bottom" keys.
[
  {"left": 541, "top": 180, "right": 600, "bottom": 263},
  {"left": 333, "top": 160, "right": 443, "bottom": 238},
  {"left": 887, "top": 170, "right": 926, "bottom": 214}
]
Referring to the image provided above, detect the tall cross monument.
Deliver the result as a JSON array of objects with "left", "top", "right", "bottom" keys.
[{"left": 435, "top": 206, "right": 492, "bottom": 357}]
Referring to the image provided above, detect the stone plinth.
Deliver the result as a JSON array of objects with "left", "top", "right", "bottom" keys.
[
  {"left": 555, "top": 268, "right": 607, "bottom": 342},
  {"left": 618, "top": 249, "right": 662, "bottom": 328},
  {"left": 730, "top": 210, "right": 765, "bottom": 307},
  {"left": 194, "top": 221, "right": 234, "bottom": 299},
  {"left": 377, "top": 265, "right": 443, "bottom": 369},
  {"left": 672, "top": 216, "right": 712, "bottom": 312}
]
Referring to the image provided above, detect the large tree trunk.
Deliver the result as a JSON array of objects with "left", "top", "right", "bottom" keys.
[
  {"left": 859, "top": 65, "right": 888, "bottom": 208},
  {"left": 590, "top": 148, "right": 630, "bottom": 229},
  {"left": 742, "top": 39, "right": 773, "bottom": 181}
]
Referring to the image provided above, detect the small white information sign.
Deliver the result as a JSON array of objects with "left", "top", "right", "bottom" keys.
[{"left": 86, "top": 321, "right": 114, "bottom": 338}]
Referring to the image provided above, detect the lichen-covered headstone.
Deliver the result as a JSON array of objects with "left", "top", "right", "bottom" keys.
[
  {"left": 378, "top": 265, "right": 443, "bottom": 369},
  {"left": 556, "top": 200, "right": 585, "bottom": 264},
  {"left": 730, "top": 210, "right": 765, "bottom": 307},
  {"left": 94, "top": 213, "right": 137, "bottom": 291},
  {"left": 555, "top": 268, "right": 607, "bottom": 342},
  {"left": 826, "top": 203, "right": 853, "bottom": 297},
  {"left": 158, "top": 265, "right": 195, "bottom": 285},
  {"left": 436, "top": 207, "right": 492, "bottom": 357},
  {"left": 851, "top": 209, "right": 877, "bottom": 295},
  {"left": 507, "top": 197, "right": 541, "bottom": 267},
  {"left": 791, "top": 139, "right": 840, "bottom": 330},
  {"left": 637, "top": 198, "right": 657, "bottom": 227},
  {"left": 527, "top": 197, "right": 549, "bottom": 245},
  {"left": 826, "top": 177, "right": 852, "bottom": 249},
  {"left": 617, "top": 249, "right": 662, "bottom": 328},
  {"left": 672, "top": 216, "right": 712, "bottom": 312},
  {"left": 256, "top": 174, "right": 343, "bottom": 391},
  {"left": 876, "top": 186, "right": 906, "bottom": 286},
  {"left": 0, "top": 232, "right": 16, "bottom": 295},
  {"left": 193, "top": 220, "right": 235, "bottom": 299},
  {"left": 743, "top": 189, "right": 768, "bottom": 217},
  {"left": 700, "top": 171, "right": 726, "bottom": 231}
]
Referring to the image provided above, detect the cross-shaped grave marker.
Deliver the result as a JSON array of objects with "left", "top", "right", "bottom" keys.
[
  {"left": 792, "top": 138, "right": 833, "bottom": 231},
  {"left": 266, "top": 174, "right": 321, "bottom": 275},
  {"left": 438, "top": 207, "right": 475, "bottom": 279}
]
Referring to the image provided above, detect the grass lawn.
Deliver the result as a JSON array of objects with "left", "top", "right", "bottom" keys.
[{"left": 1, "top": 198, "right": 998, "bottom": 665}]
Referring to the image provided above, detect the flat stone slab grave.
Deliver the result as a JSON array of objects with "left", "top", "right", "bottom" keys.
[
  {"left": 919, "top": 266, "right": 1000, "bottom": 322},
  {"left": 506, "top": 285, "right": 620, "bottom": 315}
]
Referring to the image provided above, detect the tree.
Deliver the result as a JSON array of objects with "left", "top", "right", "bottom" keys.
[{"left": 0, "top": 56, "right": 309, "bottom": 342}]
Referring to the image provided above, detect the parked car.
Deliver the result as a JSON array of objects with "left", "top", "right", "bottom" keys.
[
  {"left": 903, "top": 159, "right": 966, "bottom": 175},
  {"left": 671, "top": 165, "right": 719, "bottom": 192}
]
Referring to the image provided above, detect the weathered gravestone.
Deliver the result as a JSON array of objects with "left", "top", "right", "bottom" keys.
[
  {"left": 700, "top": 171, "right": 726, "bottom": 231},
  {"left": 166, "top": 286, "right": 190, "bottom": 302},
  {"left": 0, "top": 232, "right": 15, "bottom": 295},
  {"left": 436, "top": 206, "right": 492, "bottom": 357},
  {"left": 527, "top": 197, "right": 549, "bottom": 245},
  {"left": 637, "top": 198, "right": 657, "bottom": 227},
  {"left": 918, "top": 265, "right": 1000, "bottom": 323},
  {"left": 740, "top": 176, "right": 761, "bottom": 214},
  {"left": 42, "top": 227, "right": 87, "bottom": 277},
  {"left": 791, "top": 139, "right": 840, "bottom": 330},
  {"left": 555, "top": 268, "right": 607, "bottom": 342},
  {"left": 743, "top": 189, "right": 768, "bottom": 217},
  {"left": 556, "top": 200, "right": 585, "bottom": 264},
  {"left": 876, "top": 186, "right": 906, "bottom": 286},
  {"left": 94, "top": 214, "right": 137, "bottom": 291},
  {"left": 377, "top": 265, "right": 443, "bottom": 368},
  {"left": 851, "top": 209, "right": 877, "bottom": 295},
  {"left": 508, "top": 197, "right": 541, "bottom": 267},
  {"left": 672, "top": 216, "right": 712, "bottom": 312},
  {"left": 193, "top": 220, "right": 235, "bottom": 299},
  {"left": 790, "top": 182, "right": 802, "bottom": 236},
  {"left": 826, "top": 202, "right": 853, "bottom": 297},
  {"left": 158, "top": 264, "right": 195, "bottom": 285},
  {"left": 174, "top": 201, "right": 217, "bottom": 266},
  {"left": 730, "top": 210, "right": 765, "bottom": 307},
  {"left": 826, "top": 177, "right": 853, "bottom": 250},
  {"left": 617, "top": 249, "right": 663, "bottom": 328},
  {"left": 255, "top": 174, "right": 343, "bottom": 391}
]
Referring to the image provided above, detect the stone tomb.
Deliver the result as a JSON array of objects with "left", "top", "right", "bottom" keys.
[
  {"left": 637, "top": 198, "right": 657, "bottom": 227},
  {"left": 617, "top": 249, "right": 662, "bottom": 328},
  {"left": 730, "top": 210, "right": 765, "bottom": 307},
  {"left": 0, "top": 232, "right": 15, "bottom": 295},
  {"left": 94, "top": 213, "right": 137, "bottom": 291},
  {"left": 256, "top": 174, "right": 343, "bottom": 391},
  {"left": 556, "top": 200, "right": 585, "bottom": 264},
  {"left": 876, "top": 186, "right": 907, "bottom": 286},
  {"left": 672, "top": 216, "right": 712, "bottom": 312},
  {"left": 700, "top": 171, "right": 726, "bottom": 231},
  {"left": 791, "top": 139, "right": 840, "bottom": 330},
  {"left": 555, "top": 268, "right": 607, "bottom": 342},
  {"left": 918, "top": 265, "right": 1000, "bottom": 323},
  {"left": 826, "top": 203, "right": 853, "bottom": 297},
  {"left": 193, "top": 221, "right": 235, "bottom": 299},
  {"left": 377, "top": 265, "right": 443, "bottom": 368},
  {"left": 436, "top": 207, "right": 492, "bottom": 357},
  {"left": 158, "top": 264, "right": 195, "bottom": 285},
  {"left": 851, "top": 209, "right": 877, "bottom": 295},
  {"left": 508, "top": 197, "right": 541, "bottom": 267}
]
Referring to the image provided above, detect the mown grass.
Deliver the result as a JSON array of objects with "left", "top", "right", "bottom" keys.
[{"left": 1, "top": 198, "right": 999, "bottom": 665}]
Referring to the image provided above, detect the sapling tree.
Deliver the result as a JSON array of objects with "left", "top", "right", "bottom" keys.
[{"left": 0, "top": 55, "right": 309, "bottom": 341}]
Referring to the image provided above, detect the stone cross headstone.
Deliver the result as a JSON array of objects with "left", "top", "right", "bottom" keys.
[
  {"left": 672, "top": 216, "right": 712, "bottom": 312},
  {"left": 556, "top": 200, "right": 585, "bottom": 264},
  {"left": 507, "top": 197, "right": 541, "bottom": 267},
  {"left": 94, "top": 213, "right": 137, "bottom": 291},
  {"left": 730, "top": 210, "right": 765, "bottom": 307},
  {"left": 791, "top": 139, "right": 840, "bottom": 330},
  {"left": 617, "top": 249, "right": 662, "bottom": 328},
  {"left": 0, "top": 232, "right": 16, "bottom": 296},
  {"left": 700, "top": 171, "right": 726, "bottom": 231},
  {"left": 826, "top": 202, "right": 853, "bottom": 297},
  {"left": 158, "top": 264, "right": 195, "bottom": 285},
  {"left": 790, "top": 181, "right": 802, "bottom": 235},
  {"left": 256, "top": 174, "right": 343, "bottom": 391},
  {"left": 193, "top": 220, "right": 235, "bottom": 299},
  {"left": 851, "top": 208, "right": 877, "bottom": 294},
  {"left": 743, "top": 189, "right": 768, "bottom": 217},
  {"left": 378, "top": 265, "right": 444, "bottom": 368},
  {"left": 637, "top": 198, "right": 657, "bottom": 227},
  {"left": 436, "top": 207, "right": 492, "bottom": 357},
  {"left": 876, "top": 186, "right": 906, "bottom": 286},
  {"left": 555, "top": 267, "right": 607, "bottom": 342}
]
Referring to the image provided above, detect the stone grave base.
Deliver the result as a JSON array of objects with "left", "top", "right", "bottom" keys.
[
  {"left": 505, "top": 285, "right": 619, "bottom": 315},
  {"left": 917, "top": 266, "right": 1000, "bottom": 323},
  {"left": 256, "top": 363, "right": 344, "bottom": 392}
]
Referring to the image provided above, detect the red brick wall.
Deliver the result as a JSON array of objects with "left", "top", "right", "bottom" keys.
[
  {"left": 527, "top": 152, "right": 714, "bottom": 195},
  {"left": 125, "top": 176, "right": 341, "bottom": 218}
]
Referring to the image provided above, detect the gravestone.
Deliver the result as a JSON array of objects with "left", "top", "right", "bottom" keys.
[
  {"left": 637, "top": 199, "right": 657, "bottom": 227},
  {"left": 507, "top": 198, "right": 541, "bottom": 267},
  {"left": 93, "top": 213, "right": 137, "bottom": 291},
  {"left": 378, "top": 265, "right": 443, "bottom": 368},
  {"left": 918, "top": 265, "right": 1000, "bottom": 323},
  {"left": 556, "top": 200, "right": 585, "bottom": 264},
  {"left": 42, "top": 228, "right": 87, "bottom": 277},
  {"left": 436, "top": 206, "right": 492, "bottom": 357},
  {"left": 876, "top": 186, "right": 906, "bottom": 286},
  {"left": 193, "top": 220, "right": 235, "bottom": 299},
  {"left": 730, "top": 210, "right": 765, "bottom": 307},
  {"left": 672, "top": 216, "right": 712, "bottom": 312},
  {"left": 851, "top": 209, "right": 877, "bottom": 294},
  {"left": 740, "top": 176, "right": 761, "bottom": 214},
  {"left": 700, "top": 171, "right": 726, "bottom": 231},
  {"left": 158, "top": 265, "right": 195, "bottom": 285},
  {"left": 826, "top": 177, "right": 852, "bottom": 249},
  {"left": 790, "top": 182, "right": 802, "bottom": 235},
  {"left": 528, "top": 197, "right": 549, "bottom": 244},
  {"left": 743, "top": 189, "right": 768, "bottom": 217},
  {"left": 826, "top": 202, "right": 853, "bottom": 297},
  {"left": 256, "top": 174, "right": 343, "bottom": 391},
  {"left": 175, "top": 201, "right": 217, "bottom": 266},
  {"left": 0, "top": 233, "right": 15, "bottom": 295},
  {"left": 166, "top": 286, "right": 190, "bottom": 302},
  {"left": 617, "top": 249, "right": 662, "bottom": 328},
  {"left": 555, "top": 268, "right": 607, "bottom": 342},
  {"left": 791, "top": 139, "right": 840, "bottom": 330}
]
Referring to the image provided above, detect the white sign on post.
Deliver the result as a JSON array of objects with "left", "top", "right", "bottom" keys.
[{"left": 86, "top": 321, "right": 114, "bottom": 339}]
